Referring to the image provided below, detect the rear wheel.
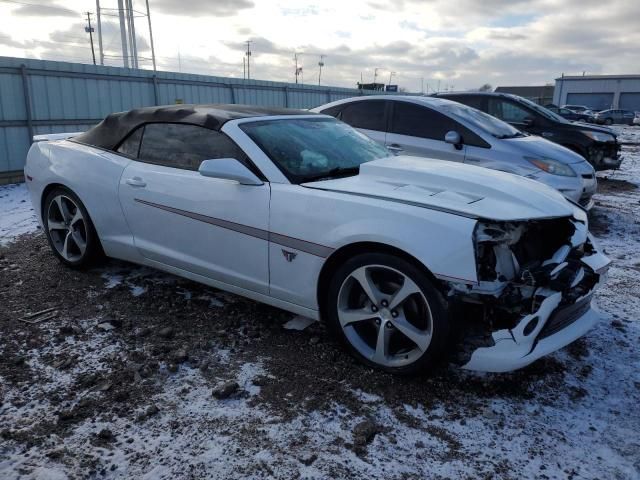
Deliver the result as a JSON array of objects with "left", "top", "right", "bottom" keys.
[
  {"left": 326, "top": 253, "right": 449, "bottom": 375},
  {"left": 604, "top": 118, "right": 613, "bottom": 125},
  {"left": 43, "top": 187, "right": 103, "bottom": 268}
]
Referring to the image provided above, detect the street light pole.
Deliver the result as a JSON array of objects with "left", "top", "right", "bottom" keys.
[{"left": 373, "top": 67, "right": 381, "bottom": 86}]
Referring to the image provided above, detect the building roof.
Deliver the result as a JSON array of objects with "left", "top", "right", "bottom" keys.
[
  {"left": 555, "top": 74, "right": 640, "bottom": 81},
  {"left": 494, "top": 85, "right": 555, "bottom": 98},
  {"left": 74, "top": 104, "right": 310, "bottom": 150}
]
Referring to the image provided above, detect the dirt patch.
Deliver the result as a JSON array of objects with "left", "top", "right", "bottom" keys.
[{"left": 595, "top": 177, "right": 639, "bottom": 196}]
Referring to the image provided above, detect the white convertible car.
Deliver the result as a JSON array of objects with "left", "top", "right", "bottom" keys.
[{"left": 24, "top": 104, "right": 611, "bottom": 374}]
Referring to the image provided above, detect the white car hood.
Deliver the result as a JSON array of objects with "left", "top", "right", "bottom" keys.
[{"left": 303, "top": 156, "right": 575, "bottom": 221}]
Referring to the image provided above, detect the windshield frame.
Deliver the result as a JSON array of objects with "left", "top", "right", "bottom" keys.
[{"left": 237, "top": 116, "right": 391, "bottom": 184}]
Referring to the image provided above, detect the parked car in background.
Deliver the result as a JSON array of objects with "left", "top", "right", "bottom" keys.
[
  {"left": 595, "top": 109, "right": 636, "bottom": 125},
  {"left": 24, "top": 104, "right": 611, "bottom": 373},
  {"left": 312, "top": 96, "right": 597, "bottom": 209},
  {"left": 563, "top": 105, "right": 594, "bottom": 115},
  {"left": 434, "top": 92, "right": 623, "bottom": 171},
  {"left": 548, "top": 106, "right": 594, "bottom": 123}
]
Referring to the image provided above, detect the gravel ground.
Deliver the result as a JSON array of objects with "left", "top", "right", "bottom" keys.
[{"left": 1, "top": 126, "right": 639, "bottom": 479}]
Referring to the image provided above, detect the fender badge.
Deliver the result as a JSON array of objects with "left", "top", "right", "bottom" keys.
[{"left": 282, "top": 249, "right": 297, "bottom": 262}]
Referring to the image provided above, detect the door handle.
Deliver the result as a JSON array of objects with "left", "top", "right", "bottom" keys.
[
  {"left": 387, "top": 144, "right": 404, "bottom": 152},
  {"left": 126, "top": 177, "right": 146, "bottom": 187}
]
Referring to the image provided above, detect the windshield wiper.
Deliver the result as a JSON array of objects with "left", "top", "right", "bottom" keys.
[{"left": 300, "top": 166, "right": 360, "bottom": 183}]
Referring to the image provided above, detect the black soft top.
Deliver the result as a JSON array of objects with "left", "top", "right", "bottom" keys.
[{"left": 73, "top": 103, "right": 311, "bottom": 150}]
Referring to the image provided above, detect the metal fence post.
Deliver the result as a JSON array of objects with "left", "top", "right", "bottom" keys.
[
  {"left": 152, "top": 74, "right": 160, "bottom": 105},
  {"left": 230, "top": 85, "right": 236, "bottom": 104},
  {"left": 20, "top": 65, "right": 34, "bottom": 144},
  {"left": 326, "top": 89, "right": 331, "bottom": 103},
  {"left": 284, "top": 86, "right": 289, "bottom": 108}
]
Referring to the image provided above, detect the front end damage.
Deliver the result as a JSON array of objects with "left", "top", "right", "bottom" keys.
[
  {"left": 589, "top": 140, "right": 623, "bottom": 171},
  {"left": 447, "top": 209, "right": 610, "bottom": 372}
]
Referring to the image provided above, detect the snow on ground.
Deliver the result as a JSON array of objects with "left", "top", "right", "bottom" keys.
[
  {"left": 0, "top": 182, "right": 39, "bottom": 245},
  {"left": 1, "top": 126, "right": 639, "bottom": 479}
]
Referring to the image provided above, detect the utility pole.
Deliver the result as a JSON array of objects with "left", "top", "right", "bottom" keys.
[
  {"left": 294, "top": 52, "right": 300, "bottom": 84},
  {"left": 388, "top": 71, "right": 395, "bottom": 86},
  {"left": 117, "top": 0, "right": 129, "bottom": 68},
  {"left": 85, "top": 12, "right": 96, "bottom": 65},
  {"left": 95, "top": 0, "right": 104, "bottom": 65},
  {"left": 245, "top": 40, "right": 252, "bottom": 79},
  {"left": 421, "top": 77, "right": 424, "bottom": 94},
  {"left": 126, "top": 0, "right": 138, "bottom": 68},
  {"left": 145, "top": 0, "right": 156, "bottom": 71},
  {"left": 318, "top": 54, "right": 325, "bottom": 86},
  {"left": 243, "top": 56, "right": 246, "bottom": 79}
]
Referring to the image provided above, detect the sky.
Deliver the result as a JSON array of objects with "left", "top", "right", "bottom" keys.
[{"left": 0, "top": 0, "right": 639, "bottom": 92}]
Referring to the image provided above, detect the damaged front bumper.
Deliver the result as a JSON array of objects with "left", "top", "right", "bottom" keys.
[
  {"left": 590, "top": 141, "right": 623, "bottom": 171},
  {"left": 450, "top": 213, "right": 611, "bottom": 373}
]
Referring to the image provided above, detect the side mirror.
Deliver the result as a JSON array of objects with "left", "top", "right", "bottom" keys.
[
  {"left": 444, "top": 130, "right": 463, "bottom": 150},
  {"left": 523, "top": 117, "right": 535, "bottom": 127},
  {"left": 198, "top": 158, "right": 263, "bottom": 185}
]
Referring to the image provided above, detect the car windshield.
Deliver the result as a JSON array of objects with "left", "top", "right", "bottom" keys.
[
  {"left": 240, "top": 117, "right": 391, "bottom": 183},
  {"left": 438, "top": 102, "right": 524, "bottom": 139},
  {"left": 513, "top": 96, "right": 569, "bottom": 123}
]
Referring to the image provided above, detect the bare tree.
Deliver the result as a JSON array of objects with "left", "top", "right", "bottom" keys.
[{"left": 478, "top": 83, "right": 493, "bottom": 92}]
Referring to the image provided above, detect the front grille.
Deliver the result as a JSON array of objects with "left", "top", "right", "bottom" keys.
[{"left": 537, "top": 295, "right": 592, "bottom": 340}]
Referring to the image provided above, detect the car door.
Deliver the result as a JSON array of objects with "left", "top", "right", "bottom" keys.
[
  {"left": 337, "top": 100, "right": 388, "bottom": 146},
  {"left": 385, "top": 100, "right": 466, "bottom": 161},
  {"left": 117, "top": 123, "right": 270, "bottom": 294}
]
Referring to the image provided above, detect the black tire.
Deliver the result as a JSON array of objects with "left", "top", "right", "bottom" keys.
[
  {"left": 43, "top": 186, "right": 103, "bottom": 268},
  {"left": 604, "top": 118, "right": 613, "bottom": 125},
  {"left": 325, "top": 252, "right": 449, "bottom": 375}
]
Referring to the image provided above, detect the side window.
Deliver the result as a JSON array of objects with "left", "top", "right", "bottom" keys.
[
  {"left": 391, "top": 101, "right": 453, "bottom": 140},
  {"left": 319, "top": 104, "right": 344, "bottom": 119},
  {"left": 340, "top": 101, "right": 386, "bottom": 131},
  {"left": 488, "top": 99, "right": 531, "bottom": 123},
  {"left": 138, "top": 123, "right": 248, "bottom": 171},
  {"left": 116, "top": 127, "right": 143, "bottom": 157},
  {"left": 391, "top": 101, "right": 488, "bottom": 147},
  {"left": 458, "top": 96, "right": 484, "bottom": 110}
]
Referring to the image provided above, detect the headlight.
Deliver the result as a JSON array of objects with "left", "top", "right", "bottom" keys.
[
  {"left": 525, "top": 157, "right": 577, "bottom": 177},
  {"left": 582, "top": 130, "right": 614, "bottom": 142}
]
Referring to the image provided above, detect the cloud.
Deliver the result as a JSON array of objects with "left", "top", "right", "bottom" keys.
[
  {"left": 12, "top": 3, "right": 77, "bottom": 18},
  {"left": 151, "top": 0, "right": 254, "bottom": 16},
  {"left": 0, "top": 32, "right": 27, "bottom": 49}
]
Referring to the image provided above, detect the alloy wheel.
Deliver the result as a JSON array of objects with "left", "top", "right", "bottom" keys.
[
  {"left": 337, "top": 264, "right": 433, "bottom": 368},
  {"left": 47, "top": 194, "right": 88, "bottom": 262}
]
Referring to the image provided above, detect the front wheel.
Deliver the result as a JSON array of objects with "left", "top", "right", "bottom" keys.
[
  {"left": 43, "top": 187, "right": 103, "bottom": 268},
  {"left": 604, "top": 118, "right": 613, "bottom": 125},
  {"left": 326, "top": 253, "right": 449, "bottom": 375}
]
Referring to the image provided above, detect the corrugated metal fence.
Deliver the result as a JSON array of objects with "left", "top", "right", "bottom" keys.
[{"left": 0, "top": 56, "right": 378, "bottom": 183}]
